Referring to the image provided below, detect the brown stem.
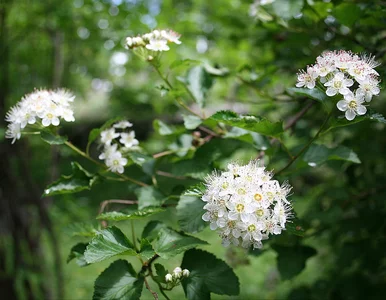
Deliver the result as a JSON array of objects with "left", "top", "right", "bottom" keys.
[
  {"left": 144, "top": 277, "right": 159, "bottom": 300},
  {"left": 98, "top": 199, "right": 138, "bottom": 228},
  {"left": 156, "top": 170, "right": 189, "bottom": 180},
  {"left": 284, "top": 101, "right": 315, "bottom": 131}
]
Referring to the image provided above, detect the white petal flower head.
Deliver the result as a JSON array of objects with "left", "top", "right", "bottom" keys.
[
  {"left": 119, "top": 131, "right": 139, "bottom": 148},
  {"left": 202, "top": 160, "right": 293, "bottom": 249},
  {"left": 324, "top": 72, "right": 353, "bottom": 96},
  {"left": 161, "top": 29, "right": 182, "bottom": 44},
  {"left": 146, "top": 39, "right": 170, "bottom": 52},
  {"left": 100, "top": 128, "right": 120, "bottom": 145},
  {"left": 165, "top": 274, "right": 173, "bottom": 282},
  {"left": 105, "top": 151, "right": 127, "bottom": 174},
  {"left": 357, "top": 75, "right": 380, "bottom": 102},
  {"left": 337, "top": 90, "right": 367, "bottom": 121},
  {"left": 296, "top": 66, "right": 318, "bottom": 89}
]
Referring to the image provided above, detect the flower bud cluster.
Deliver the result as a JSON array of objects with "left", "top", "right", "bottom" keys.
[
  {"left": 164, "top": 267, "right": 190, "bottom": 288},
  {"left": 202, "top": 160, "right": 293, "bottom": 249},
  {"left": 5, "top": 89, "right": 75, "bottom": 143},
  {"left": 125, "top": 29, "right": 181, "bottom": 52},
  {"left": 296, "top": 50, "right": 381, "bottom": 121},
  {"left": 98, "top": 121, "right": 139, "bottom": 174}
]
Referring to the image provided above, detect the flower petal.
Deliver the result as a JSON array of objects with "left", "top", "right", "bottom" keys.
[
  {"left": 345, "top": 109, "right": 356, "bottom": 121},
  {"left": 337, "top": 100, "right": 348, "bottom": 111}
]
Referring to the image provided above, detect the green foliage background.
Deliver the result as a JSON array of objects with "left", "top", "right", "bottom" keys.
[{"left": 1, "top": 0, "right": 386, "bottom": 299}]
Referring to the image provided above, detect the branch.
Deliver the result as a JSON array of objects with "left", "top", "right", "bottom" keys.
[
  {"left": 284, "top": 101, "right": 315, "bottom": 131},
  {"left": 144, "top": 277, "right": 159, "bottom": 300},
  {"left": 98, "top": 199, "right": 138, "bottom": 228}
]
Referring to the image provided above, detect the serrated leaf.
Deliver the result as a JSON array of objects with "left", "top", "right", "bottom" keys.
[
  {"left": 154, "top": 263, "right": 168, "bottom": 283},
  {"left": 135, "top": 186, "right": 165, "bottom": 209},
  {"left": 272, "top": 244, "right": 317, "bottom": 280},
  {"left": 303, "top": 144, "right": 361, "bottom": 166},
  {"left": 177, "top": 196, "right": 207, "bottom": 233},
  {"left": 287, "top": 87, "right": 328, "bottom": 103},
  {"left": 139, "top": 239, "right": 155, "bottom": 261},
  {"left": 272, "top": 0, "right": 304, "bottom": 20},
  {"left": 67, "top": 243, "right": 89, "bottom": 267},
  {"left": 43, "top": 162, "right": 99, "bottom": 197},
  {"left": 325, "top": 111, "right": 386, "bottom": 133},
  {"left": 97, "top": 207, "right": 166, "bottom": 221},
  {"left": 65, "top": 222, "right": 98, "bottom": 237},
  {"left": 181, "top": 249, "right": 240, "bottom": 300},
  {"left": 224, "top": 127, "right": 270, "bottom": 150},
  {"left": 178, "top": 66, "right": 213, "bottom": 108},
  {"left": 40, "top": 131, "right": 67, "bottom": 145},
  {"left": 211, "top": 110, "right": 283, "bottom": 137},
  {"left": 128, "top": 152, "right": 155, "bottom": 176},
  {"left": 93, "top": 260, "right": 143, "bottom": 300},
  {"left": 184, "top": 183, "right": 206, "bottom": 197},
  {"left": 153, "top": 228, "right": 208, "bottom": 259},
  {"left": 84, "top": 226, "right": 137, "bottom": 264},
  {"left": 141, "top": 221, "right": 168, "bottom": 241},
  {"left": 183, "top": 114, "right": 202, "bottom": 130}
]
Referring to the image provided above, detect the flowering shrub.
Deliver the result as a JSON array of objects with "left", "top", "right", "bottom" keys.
[
  {"left": 296, "top": 50, "right": 381, "bottom": 120},
  {"left": 4, "top": 20, "right": 386, "bottom": 300}
]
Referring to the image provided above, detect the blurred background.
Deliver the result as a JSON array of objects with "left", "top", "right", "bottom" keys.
[{"left": 1, "top": 0, "right": 386, "bottom": 299}]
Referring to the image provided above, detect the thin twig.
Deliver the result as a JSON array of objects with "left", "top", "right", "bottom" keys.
[
  {"left": 198, "top": 126, "right": 220, "bottom": 137},
  {"left": 98, "top": 199, "right": 138, "bottom": 228},
  {"left": 156, "top": 170, "right": 190, "bottom": 180},
  {"left": 284, "top": 101, "right": 315, "bottom": 131},
  {"left": 144, "top": 277, "right": 159, "bottom": 300},
  {"left": 277, "top": 111, "right": 332, "bottom": 175}
]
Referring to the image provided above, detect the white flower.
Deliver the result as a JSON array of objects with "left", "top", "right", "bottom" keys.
[
  {"left": 98, "top": 144, "right": 118, "bottom": 160},
  {"left": 100, "top": 128, "right": 119, "bottom": 145},
  {"left": 202, "top": 160, "right": 293, "bottom": 249},
  {"left": 5, "top": 88, "right": 76, "bottom": 143},
  {"left": 165, "top": 274, "right": 173, "bottom": 282},
  {"left": 146, "top": 39, "right": 170, "bottom": 52},
  {"left": 357, "top": 76, "right": 380, "bottom": 102},
  {"left": 296, "top": 66, "right": 318, "bottom": 89},
  {"left": 161, "top": 30, "right": 182, "bottom": 44},
  {"left": 105, "top": 151, "right": 127, "bottom": 174},
  {"left": 119, "top": 131, "right": 139, "bottom": 148},
  {"left": 182, "top": 269, "right": 190, "bottom": 277},
  {"left": 337, "top": 91, "right": 367, "bottom": 121},
  {"left": 113, "top": 120, "right": 133, "bottom": 129},
  {"left": 324, "top": 72, "right": 353, "bottom": 96},
  {"left": 173, "top": 267, "right": 182, "bottom": 278}
]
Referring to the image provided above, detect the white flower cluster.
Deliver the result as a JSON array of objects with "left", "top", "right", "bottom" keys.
[
  {"left": 5, "top": 89, "right": 75, "bottom": 143},
  {"left": 202, "top": 160, "right": 293, "bottom": 250},
  {"left": 165, "top": 267, "right": 190, "bottom": 287},
  {"left": 125, "top": 29, "right": 181, "bottom": 52},
  {"left": 98, "top": 121, "right": 139, "bottom": 174},
  {"left": 296, "top": 50, "right": 381, "bottom": 121}
]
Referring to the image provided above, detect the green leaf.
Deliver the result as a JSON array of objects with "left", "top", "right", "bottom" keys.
[
  {"left": 272, "top": 244, "right": 317, "bottom": 280},
  {"left": 97, "top": 207, "right": 166, "bottom": 221},
  {"left": 334, "top": 3, "right": 362, "bottom": 27},
  {"left": 303, "top": 144, "right": 361, "bottom": 166},
  {"left": 224, "top": 127, "right": 270, "bottom": 150},
  {"left": 67, "top": 243, "right": 89, "bottom": 267},
  {"left": 128, "top": 152, "right": 155, "bottom": 176},
  {"left": 184, "top": 183, "right": 206, "bottom": 197},
  {"left": 178, "top": 66, "right": 213, "bottom": 108},
  {"left": 93, "top": 260, "right": 143, "bottom": 300},
  {"left": 153, "top": 227, "right": 208, "bottom": 259},
  {"left": 87, "top": 117, "right": 125, "bottom": 150},
  {"left": 40, "top": 130, "right": 67, "bottom": 145},
  {"left": 272, "top": 0, "right": 304, "bottom": 20},
  {"left": 139, "top": 239, "right": 155, "bottom": 261},
  {"left": 134, "top": 186, "right": 165, "bottom": 209},
  {"left": 154, "top": 263, "right": 168, "bottom": 283},
  {"left": 141, "top": 221, "right": 168, "bottom": 242},
  {"left": 153, "top": 119, "right": 175, "bottom": 135},
  {"left": 183, "top": 114, "right": 202, "bottom": 130},
  {"left": 181, "top": 249, "right": 240, "bottom": 300},
  {"left": 65, "top": 222, "right": 98, "bottom": 237},
  {"left": 177, "top": 196, "right": 207, "bottom": 233},
  {"left": 325, "top": 111, "right": 386, "bottom": 133},
  {"left": 84, "top": 226, "right": 137, "bottom": 264},
  {"left": 287, "top": 87, "right": 328, "bottom": 103},
  {"left": 211, "top": 110, "right": 283, "bottom": 137},
  {"left": 170, "top": 59, "right": 200, "bottom": 70},
  {"left": 43, "top": 162, "right": 99, "bottom": 197},
  {"left": 204, "top": 64, "right": 229, "bottom": 77},
  {"left": 285, "top": 218, "right": 306, "bottom": 237}
]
